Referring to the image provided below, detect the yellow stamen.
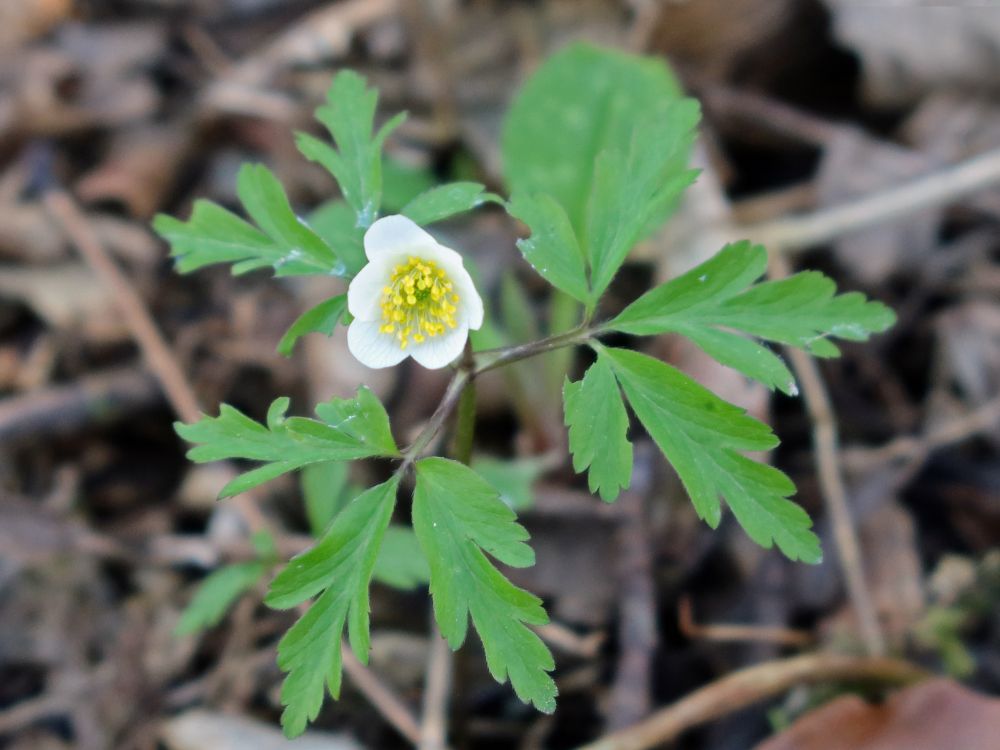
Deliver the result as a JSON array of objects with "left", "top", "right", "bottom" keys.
[{"left": 380, "top": 257, "right": 461, "bottom": 349}]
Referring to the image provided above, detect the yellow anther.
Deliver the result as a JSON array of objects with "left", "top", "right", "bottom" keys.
[{"left": 379, "top": 256, "right": 460, "bottom": 349}]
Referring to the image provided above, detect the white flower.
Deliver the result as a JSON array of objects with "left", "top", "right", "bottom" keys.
[{"left": 346, "top": 215, "right": 484, "bottom": 369}]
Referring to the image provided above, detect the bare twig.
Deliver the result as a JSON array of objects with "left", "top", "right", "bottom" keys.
[
  {"left": 574, "top": 653, "right": 927, "bottom": 750},
  {"left": 43, "top": 190, "right": 202, "bottom": 424},
  {"left": 746, "top": 147, "right": 1000, "bottom": 253},
  {"left": 844, "top": 393, "right": 1000, "bottom": 473},
  {"left": 606, "top": 443, "right": 658, "bottom": 731},
  {"left": 677, "top": 596, "right": 813, "bottom": 649},
  {"left": 42, "top": 187, "right": 271, "bottom": 535},
  {"left": 342, "top": 643, "right": 423, "bottom": 745},
  {"left": 701, "top": 84, "right": 840, "bottom": 148},
  {"left": 770, "top": 252, "right": 885, "bottom": 657},
  {"left": 419, "top": 623, "right": 454, "bottom": 750},
  {"left": 534, "top": 622, "right": 605, "bottom": 659}
]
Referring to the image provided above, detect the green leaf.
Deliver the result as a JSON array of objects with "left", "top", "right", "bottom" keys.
[
  {"left": 308, "top": 200, "right": 365, "bottom": 275},
  {"left": 402, "top": 182, "right": 500, "bottom": 226},
  {"left": 266, "top": 477, "right": 399, "bottom": 737},
  {"left": 154, "top": 201, "right": 275, "bottom": 275},
  {"left": 237, "top": 164, "right": 342, "bottom": 271},
  {"left": 507, "top": 191, "right": 590, "bottom": 302},
  {"left": 277, "top": 295, "right": 347, "bottom": 357},
  {"left": 300, "top": 460, "right": 351, "bottom": 536},
  {"left": 471, "top": 455, "right": 546, "bottom": 511},
  {"left": 154, "top": 164, "right": 343, "bottom": 278},
  {"left": 309, "top": 387, "right": 398, "bottom": 457},
  {"left": 609, "top": 241, "right": 897, "bottom": 394},
  {"left": 175, "top": 561, "right": 266, "bottom": 635},
  {"left": 584, "top": 101, "right": 700, "bottom": 299},
  {"left": 175, "top": 388, "right": 398, "bottom": 497},
  {"left": 299, "top": 70, "right": 405, "bottom": 229},
  {"left": 502, "top": 42, "right": 684, "bottom": 233},
  {"left": 602, "top": 346, "right": 822, "bottom": 564},
  {"left": 564, "top": 356, "right": 633, "bottom": 501},
  {"left": 412, "top": 458, "right": 556, "bottom": 712},
  {"left": 373, "top": 526, "right": 431, "bottom": 590},
  {"left": 382, "top": 158, "right": 437, "bottom": 212}
]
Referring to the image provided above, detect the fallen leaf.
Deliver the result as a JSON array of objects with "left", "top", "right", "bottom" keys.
[
  {"left": 824, "top": 1, "right": 1000, "bottom": 106},
  {"left": 756, "top": 679, "right": 1000, "bottom": 750}
]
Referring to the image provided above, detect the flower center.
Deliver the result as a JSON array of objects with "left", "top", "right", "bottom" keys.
[{"left": 379, "top": 257, "right": 460, "bottom": 349}]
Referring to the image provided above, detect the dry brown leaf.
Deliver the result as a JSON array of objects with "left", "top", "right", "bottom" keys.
[
  {"left": 0, "top": 202, "right": 72, "bottom": 263},
  {"left": 0, "top": 23, "right": 162, "bottom": 140},
  {"left": 824, "top": 1, "right": 1000, "bottom": 107},
  {"left": 0, "top": 264, "right": 117, "bottom": 332},
  {"left": 76, "top": 125, "right": 193, "bottom": 219},
  {"left": 755, "top": 679, "right": 1000, "bottom": 750},
  {"left": 647, "top": 0, "right": 793, "bottom": 78},
  {"left": 934, "top": 302, "right": 1000, "bottom": 407},
  {"left": 859, "top": 501, "right": 925, "bottom": 648}
]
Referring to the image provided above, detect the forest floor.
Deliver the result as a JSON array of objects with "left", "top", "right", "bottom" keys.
[{"left": 0, "top": 1, "right": 998, "bottom": 749}]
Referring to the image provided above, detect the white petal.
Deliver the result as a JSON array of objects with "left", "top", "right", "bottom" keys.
[
  {"left": 409, "top": 325, "right": 469, "bottom": 369},
  {"left": 347, "top": 319, "right": 408, "bottom": 369},
  {"left": 364, "top": 215, "right": 438, "bottom": 261},
  {"left": 347, "top": 257, "right": 392, "bottom": 320},
  {"left": 453, "top": 266, "right": 484, "bottom": 330},
  {"left": 428, "top": 256, "right": 483, "bottom": 330},
  {"left": 413, "top": 238, "right": 466, "bottom": 269}
]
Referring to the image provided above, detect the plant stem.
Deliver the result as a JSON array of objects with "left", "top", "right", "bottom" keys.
[
  {"left": 399, "top": 328, "right": 596, "bottom": 469},
  {"left": 473, "top": 326, "right": 596, "bottom": 375},
  {"left": 399, "top": 370, "right": 470, "bottom": 472},
  {"left": 450, "top": 376, "right": 476, "bottom": 466}
]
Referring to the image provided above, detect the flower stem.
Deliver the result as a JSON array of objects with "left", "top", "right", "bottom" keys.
[
  {"left": 450, "top": 377, "right": 476, "bottom": 465},
  {"left": 399, "top": 327, "right": 597, "bottom": 470},
  {"left": 472, "top": 326, "right": 596, "bottom": 375},
  {"left": 399, "top": 369, "right": 470, "bottom": 472}
]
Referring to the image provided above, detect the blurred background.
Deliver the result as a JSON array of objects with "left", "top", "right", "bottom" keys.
[{"left": 0, "top": 1, "right": 998, "bottom": 748}]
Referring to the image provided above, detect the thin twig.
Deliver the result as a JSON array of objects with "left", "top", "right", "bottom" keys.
[
  {"left": 606, "top": 443, "right": 658, "bottom": 731},
  {"left": 43, "top": 189, "right": 202, "bottom": 424},
  {"left": 770, "top": 252, "right": 885, "bottom": 657},
  {"left": 342, "top": 643, "right": 423, "bottom": 745},
  {"left": 42, "top": 187, "right": 268, "bottom": 535},
  {"left": 574, "top": 653, "right": 927, "bottom": 750},
  {"left": 419, "top": 622, "right": 454, "bottom": 750},
  {"left": 843, "top": 393, "right": 1000, "bottom": 472},
  {"left": 746, "top": 146, "right": 1000, "bottom": 253},
  {"left": 677, "top": 596, "right": 813, "bottom": 649},
  {"left": 534, "top": 622, "right": 605, "bottom": 659}
]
